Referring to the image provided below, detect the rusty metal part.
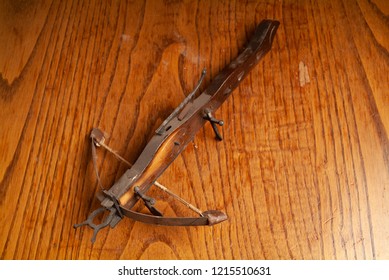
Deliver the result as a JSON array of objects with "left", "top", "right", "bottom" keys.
[{"left": 73, "top": 206, "right": 121, "bottom": 243}]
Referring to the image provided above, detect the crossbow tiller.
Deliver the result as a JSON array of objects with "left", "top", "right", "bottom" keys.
[{"left": 74, "top": 20, "right": 280, "bottom": 243}]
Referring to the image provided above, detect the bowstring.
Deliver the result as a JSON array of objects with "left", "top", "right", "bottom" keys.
[{"left": 91, "top": 131, "right": 204, "bottom": 217}]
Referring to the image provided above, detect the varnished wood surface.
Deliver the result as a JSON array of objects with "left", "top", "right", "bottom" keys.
[{"left": 0, "top": 0, "right": 388, "bottom": 260}]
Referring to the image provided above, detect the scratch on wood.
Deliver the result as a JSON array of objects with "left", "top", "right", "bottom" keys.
[{"left": 299, "top": 61, "right": 310, "bottom": 87}]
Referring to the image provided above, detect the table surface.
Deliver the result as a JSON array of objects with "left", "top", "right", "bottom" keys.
[{"left": 0, "top": 0, "right": 388, "bottom": 260}]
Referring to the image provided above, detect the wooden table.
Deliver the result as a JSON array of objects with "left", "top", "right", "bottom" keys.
[{"left": 0, "top": 0, "right": 388, "bottom": 260}]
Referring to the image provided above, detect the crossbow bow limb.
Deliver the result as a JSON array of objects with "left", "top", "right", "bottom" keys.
[{"left": 74, "top": 20, "right": 280, "bottom": 243}]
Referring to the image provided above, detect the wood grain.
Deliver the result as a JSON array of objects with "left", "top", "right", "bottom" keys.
[{"left": 0, "top": 0, "right": 388, "bottom": 260}]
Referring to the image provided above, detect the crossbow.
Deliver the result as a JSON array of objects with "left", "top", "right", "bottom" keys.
[{"left": 74, "top": 20, "right": 279, "bottom": 243}]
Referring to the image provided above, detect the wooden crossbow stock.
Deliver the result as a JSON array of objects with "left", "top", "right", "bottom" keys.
[{"left": 74, "top": 20, "right": 280, "bottom": 243}]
